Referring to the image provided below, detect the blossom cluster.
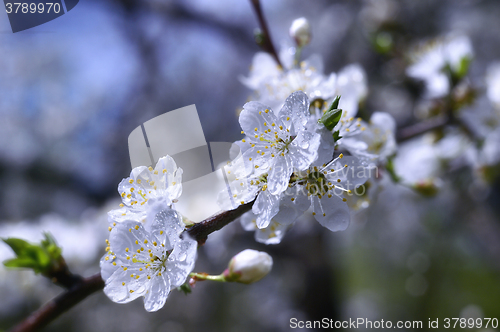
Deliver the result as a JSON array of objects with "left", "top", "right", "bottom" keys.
[
  {"left": 100, "top": 156, "right": 197, "bottom": 312},
  {"left": 218, "top": 24, "right": 397, "bottom": 244}
]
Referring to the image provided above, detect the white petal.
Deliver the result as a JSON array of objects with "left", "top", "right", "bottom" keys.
[
  {"left": 254, "top": 220, "right": 290, "bottom": 245},
  {"left": 143, "top": 275, "right": 170, "bottom": 312},
  {"left": 288, "top": 131, "right": 320, "bottom": 170},
  {"left": 311, "top": 195, "right": 350, "bottom": 232},
  {"left": 267, "top": 155, "right": 293, "bottom": 195},
  {"left": 278, "top": 91, "right": 309, "bottom": 134},
  {"left": 273, "top": 186, "right": 310, "bottom": 225},
  {"left": 253, "top": 190, "right": 281, "bottom": 229}
]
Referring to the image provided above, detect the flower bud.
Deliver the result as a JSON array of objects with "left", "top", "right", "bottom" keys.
[
  {"left": 289, "top": 17, "right": 311, "bottom": 48},
  {"left": 224, "top": 249, "right": 273, "bottom": 284}
]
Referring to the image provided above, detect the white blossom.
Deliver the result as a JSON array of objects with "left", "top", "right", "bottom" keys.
[
  {"left": 224, "top": 249, "right": 273, "bottom": 284},
  {"left": 407, "top": 35, "right": 473, "bottom": 99},
  {"left": 339, "top": 112, "right": 397, "bottom": 164},
  {"left": 241, "top": 47, "right": 367, "bottom": 114},
  {"left": 282, "top": 155, "right": 369, "bottom": 232},
  {"left": 101, "top": 208, "right": 197, "bottom": 312},
  {"left": 238, "top": 91, "right": 320, "bottom": 195},
  {"left": 107, "top": 155, "right": 183, "bottom": 230}
]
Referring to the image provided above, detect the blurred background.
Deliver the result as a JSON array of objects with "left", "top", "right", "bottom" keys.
[{"left": 1, "top": 0, "right": 500, "bottom": 331}]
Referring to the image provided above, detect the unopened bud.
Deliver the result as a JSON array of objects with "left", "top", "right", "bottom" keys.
[
  {"left": 289, "top": 17, "right": 311, "bottom": 48},
  {"left": 224, "top": 249, "right": 273, "bottom": 284}
]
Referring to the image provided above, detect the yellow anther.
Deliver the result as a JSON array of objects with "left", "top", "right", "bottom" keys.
[
  {"left": 240, "top": 201, "right": 245, "bottom": 205},
  {"left": 148, "top": 166, "right": 153, "bottom": 171},
  {"left": 242, "top": 139, "right": 246, "bottom": 142},
  {"left": 135, "top": 225, "right": 139, "bottom": 230},
  {"left": 291, "top": 198, "right": 295, "bottom": 201},
  {"left": 144, "top": 239, "right": 148, "bottom": 244},
  {"left": 123, "top": 267, "right": 128, "bottom": 271},
  {"left": 241, "top": 130, "right": 244, "bottom": 134},
  {"left": 122, "top": 282, "right": 125, "bottom": 286},
  {"left": 265, "top": 109, "right": 269, "bottom": 113},
  {"left": 125, "top": 248, "right": 129, "bottom": 252},
  {"left": 339, "top": 153, "right": 344, "bottom": 159},
  {"left": 160, "top": 231, "right": 164, "bottom": 235},
  {"left": 129, "top": 290, "right": 134, "bottom": 293},
  {"left": 105, "top": 256, "right": 109, "bottom": 261},
  {"left": 337, "top": 179, "right": 341, "bottom": 182},
  {"left": 343, "top": 198, "right": 347, "bottom": 202},
  {"left": 108, "top": 227, "right": 112, "bottom": 232},
  {"left": 129, "top": 179, "right": 134, "bottom": 184},
  {"left": 121, "top": 192, "right": 125, "bottom": 197},
  {"left": 254, "top": 127, "right": 258, "bottom": 132},
  {"left": 312, "top": 212, "right": 316, "bottom": 216}
]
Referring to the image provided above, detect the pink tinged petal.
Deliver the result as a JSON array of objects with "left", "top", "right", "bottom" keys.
[
  {"left": 143, "top": 275, "right": 170, "bottom": 312},
  {"left": 311, "top": 194, "right": 350, "bottom": 232},
  {"left": 288, "top": 131, "right": 320, "bottom": 170},
  {"left": 267, "top": 155, "right": 293, "bottom": 195},
  {"left": 278, "top": 91, "right": 309, "bottom": 134},
  {"left": 273, "top": 186, "right": 310, "bottom": 225},
  {"left": 252, "top": 190, "right": 281, "bottom": 229}
]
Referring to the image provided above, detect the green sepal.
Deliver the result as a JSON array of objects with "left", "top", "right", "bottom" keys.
[
  {"left": 385, "top": 155, "right": 401, "bottom": 183},
  {"left": 332, "top": 130, "right": 342, "bottom": 142},
  {"left": 318, "top": 96, "right": 343, "bottom": 131},
  {"left": 319, "top": 109, "right": 343, "bottom": 131},
  {"left": 177, "top": 283, "right": 192, "bottom": 295}
]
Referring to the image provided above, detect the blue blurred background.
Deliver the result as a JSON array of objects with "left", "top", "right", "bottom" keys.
[{"left": 1, "top": 0, "right": 500, "bottom": 331}]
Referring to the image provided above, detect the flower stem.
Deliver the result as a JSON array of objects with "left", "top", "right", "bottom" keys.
[{"left": 189, "top": 273, "right": 226, "bottom": 282}]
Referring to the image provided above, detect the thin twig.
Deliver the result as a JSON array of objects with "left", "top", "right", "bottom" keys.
[
  {"left": 9, "top": 274, "right": 104, "bottom": 332},
  {"left": 249, "top": 0, "right": 282, "bottom": 68},
  {"left": 396, "top": 116, "right": 449, "bottom": 142}
]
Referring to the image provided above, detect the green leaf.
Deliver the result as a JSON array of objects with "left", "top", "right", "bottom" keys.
[
  {"left": 2, "top": 238, "right": 31, "bottom": 256},
  {"left": 3, "top": 257, "right": 38, "bottom": 269}
]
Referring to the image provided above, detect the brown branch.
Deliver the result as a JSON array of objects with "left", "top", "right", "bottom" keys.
[
  {"left": 8, "top": 202, "right": 254, "bottom": 332},
  {"left": 186, "top": 200, "right": 255, "bottom": 245},
  {"left": 9, "top": 274, "right": 104, "bottom": 332},
  {"left": 396, "top": 115, "right": 449, "bottom": 142},
  {"left": 249, "top": 0, "right": 282, "bottom": 68}
]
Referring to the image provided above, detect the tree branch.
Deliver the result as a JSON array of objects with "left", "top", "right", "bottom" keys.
[
  {"left": 249, "top": 0, "right": 282, "bottom": 68},
  {"left": 396, "top": 115, "right": 449, "bottom": 142},
  {"left": 8, "top": 202, "right": 254, "bottom": 332},
  {"left": 9, "top": 274, "right": 104, "bottom": 332}
]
